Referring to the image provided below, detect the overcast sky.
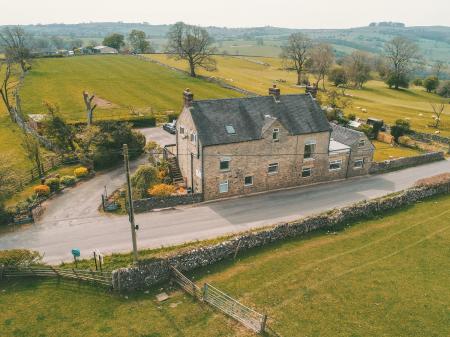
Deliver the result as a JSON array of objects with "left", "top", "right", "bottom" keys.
[{"left": 1, "top": 0, "right": 449, "bottom": 28}]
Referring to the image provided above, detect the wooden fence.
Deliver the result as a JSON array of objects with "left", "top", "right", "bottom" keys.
[
  {"left": 0, "top": 265, "right": 112, "bottom": 287},
  {"left": 170, "top": 266, "right": 267, "bottom": 334}
]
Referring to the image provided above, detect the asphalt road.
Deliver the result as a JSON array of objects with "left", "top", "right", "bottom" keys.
[{"left": 0, "top": 133, "right": 448, "bottom": 263}]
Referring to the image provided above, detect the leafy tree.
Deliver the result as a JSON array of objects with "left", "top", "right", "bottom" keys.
[
  {"left": 131, "top": 164, "right": 159, "bottom": 199},
  {"left": 280, "top": 33, "right": 313, "bottom": 85},
  {"left": 102, "top": 33, "right": 125, "bottom": 50},
  {"left": 0, "top": 26, "right": 32, "bottom": 73},
  {"left": 390, "top": 119, "right": 411, "bottom": 142},
  {"left": 412, "top": 78, "right": 423, "bottom": 86},
  {"left": 423, "top": 76, "right": 440, "bottom": 93},
  {"left": 41, "top": 101, "right": 75, "bottom": 152},
  {"left": 22, "top": 133, "right": 44, "bottom": 178},
  {"left": 310, "top": 43, "right": 334, "bottom": 89},
  {"left": 344, "top": 51, "right": 372, "bottom": 88},
  {"left": 128, "top": 30, "right": 153, "bottom": 53},
  {"left": 384, "top": 37, "right": 419, "bottom": 89},
  {"left": 166, "top": 22, "right": 217, "bottom": 77},
  {"left": 329, "top": 66, "right": 348, "bottom": 87}
]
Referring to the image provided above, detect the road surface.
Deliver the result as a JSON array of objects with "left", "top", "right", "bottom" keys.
[{"left": 1, "top": 157, "right": 449, "bottom": 264}]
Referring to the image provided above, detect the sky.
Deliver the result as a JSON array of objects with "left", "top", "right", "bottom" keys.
[{"left": 1, "top": 0, "right": 449, "bottom": 28}]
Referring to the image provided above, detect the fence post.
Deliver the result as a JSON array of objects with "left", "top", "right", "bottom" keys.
[
  {"left": 202, "top": 283, "right": 208, "bottom": 302},
  {"left": 260, "top": 314, "right": 268, "bottom": 333}
]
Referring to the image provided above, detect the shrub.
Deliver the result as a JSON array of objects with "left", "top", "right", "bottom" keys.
[
  {"left": 0, "top": 204, "right": 13, "bottom": 226},
  {"left": 74, "top": 167, "right": 89, "bottom": 178},
  {"left": 415, "top": 173, "right": 450, "bottom": 188},
  {"left": 0, "top": 249, "right": 43, "bottom": 266},
  {"left": 391, "top": 119, "right": 411, "bottom": 142},
  {"left": 61, "top": 175, "right": 76, "bottom": 186},
  {"left": 148, "top": 183, "right": 176, "bottom": 197},
  {"left": 131, "top": 164, "right": 159, "bottom": 199},
  {"left": 130, "top": 116, "right": 156, "bottom": 128},
  {"left": 347, "top": 113, "right": 356, "bottom": 121},
  {"left": 34, "top": 184, "right": 50, "bottom": 197},
  {"left": 45, "top": 177, "right": 61, "bottom": 192}
]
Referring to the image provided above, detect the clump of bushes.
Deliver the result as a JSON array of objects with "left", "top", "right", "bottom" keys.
[
  {"left": 0, "top": 205, "right": 13, "bottom": 226},
  {"left": 34, "top": 185, "right": 50, "bottom": 197},
  {"left": 148, "top": 183, "right": 176, "bottom": 197},
  {"left": 45, "top": 177, "right": 61, "bottom": 192},
  {"left": 391, "top": 119, "right": 411, "bottom": 142},
  {"left": 131, "top": 164, "right": 159, "bottom": 199},
  {"left": 74, "top": 167, "right": 89, "bottom": 178},
  {"left": 61, "top": 175, "right": 76, "bottom": 187},
  {"left": 0, "top": 249, "right": 43, "bottom": 266}
]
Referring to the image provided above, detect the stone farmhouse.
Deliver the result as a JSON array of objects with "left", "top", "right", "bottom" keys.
[{"left": 175, "top": 86, "right": 374, "bottom": 201}]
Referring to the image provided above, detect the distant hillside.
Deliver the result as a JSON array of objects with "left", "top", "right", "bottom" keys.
[{"left": 1, "top": 22, "right": 450, "bottom": 63}]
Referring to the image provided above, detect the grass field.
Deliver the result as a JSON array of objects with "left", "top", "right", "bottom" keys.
[
  {"left": 372, "top": 140, "right": 422, "bottom": 161},
  {"left": 2, "top": 194, "right": 450, "bottom": 336},
  {"left": 147, "top": 54, "right": 450, "bottom": 136},
  {"left": 19, "top": 55, "right": 242, "bottom": 122}
]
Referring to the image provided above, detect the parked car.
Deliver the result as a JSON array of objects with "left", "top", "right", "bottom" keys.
[{"left": 163, "top": 122, "right": 176, "bottom": 134}]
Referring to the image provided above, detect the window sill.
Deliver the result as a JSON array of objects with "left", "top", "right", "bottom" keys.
[
  {"left": 220, "top": 169, "right": 230, "bottom": 173},
  {"left": 304, "top": 158, "right": 314, "bottom": 162},
  {"left": 268, "top": 172, "right": 279, "bottom": 175},
  {"left": 244, "top": 184, "right": 253, "bottom": 187},
  {"left": 329, "top": 169, "right": 342, "bottom": 172}
]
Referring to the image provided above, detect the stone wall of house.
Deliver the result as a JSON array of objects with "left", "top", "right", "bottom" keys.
[
  {"left": 112, "top": 181, "right": 450, "bottom": 291},
  {"left": 370, "top": 152, "right": 445, "bottom": 174},
  {"left": 133, "top": 194, "right": 203, "bottom": 213},
  {"left": 346, "top": 141, "right": 374, "bottom": 178}
]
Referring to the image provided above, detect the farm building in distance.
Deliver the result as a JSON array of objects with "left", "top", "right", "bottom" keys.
[
  {"left": 93, "top": 46, "right": 119, "bottom": 54},
  {"left": 175, "top": 86, "right": 374, "bottom": 200}
]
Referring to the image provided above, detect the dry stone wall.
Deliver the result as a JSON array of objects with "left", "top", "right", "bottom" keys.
[
  {"left": 112, "top": 181, "right": 450, "bottom": 292},
  {"left": 370, "top": 152, "right": 445, "bottom": 174},
  {"left": 133, "top": 194, "right": 203, "bottom": 213}
]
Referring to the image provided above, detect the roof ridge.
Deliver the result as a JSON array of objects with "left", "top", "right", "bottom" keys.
[{"left": 193, "top": 93, "right": 308, "bottom": 104}]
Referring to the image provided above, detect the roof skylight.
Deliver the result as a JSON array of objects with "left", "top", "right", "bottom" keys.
[{"left": 225, "top": 125, "right": 236, "bottom": 134}]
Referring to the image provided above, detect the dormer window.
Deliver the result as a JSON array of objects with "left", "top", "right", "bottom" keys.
[
  {"left": 272, "top": 128, "right": 279, "bottom": 142},
  {"left": 358, "top": 139, "right": 365, "bottom": 147},
  {"left": 225, "top": 125, "right": 236, "bottom": 134}
]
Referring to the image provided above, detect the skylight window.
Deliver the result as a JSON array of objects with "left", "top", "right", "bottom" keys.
[{"left": 225, "top": 125, "right": 236, "bottom": 134}]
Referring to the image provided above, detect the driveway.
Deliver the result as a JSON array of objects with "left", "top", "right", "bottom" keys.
[
  {"left": 138, "top": 126, "right": 175, "bottom": 146},
  {"left": 1, "top": 158, "right": 449, "bottom": 264}
]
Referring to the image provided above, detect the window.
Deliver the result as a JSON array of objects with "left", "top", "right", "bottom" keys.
[
  {"left": 219, "top": 158, "right": 230, "bottom": 171},
  {"left": 244, "top": 176, "right": 253, "bottom": 186},
  {"left": 179, "top": 126, "right": 185, "bottom": 134},
  {"left": 219, "top": 180, "right": 229, "bottom": 193},
  {"left": 329, "top": 160, "right": 342, "bottom": 171},
  {"left": 302, "top": 167, "right": 312, "bottom": 178},
  {"left": 268, "top": 163, "right": 279, "bottom": 174},
  {"left": 272, "top": 128, "right": 280, "bottom": 142},
  {"left": 358, "top": 139, "right": 365, "bottom": 147},
  {"left": 354, "top": 159, "right": 364, "bottom": 169},
  {"left": 190, "top": 132, "right": 197, "bottom": 144},
  {"left": 225, "top": 125, "right": 236, "bottom": 134},
  {"left": 304, "top": 142, "right": 316, "bottom": 159}
]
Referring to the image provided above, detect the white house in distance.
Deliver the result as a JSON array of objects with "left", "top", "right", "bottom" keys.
[{"left": 93, "top": 46, "right": 118, "bottom": 54}]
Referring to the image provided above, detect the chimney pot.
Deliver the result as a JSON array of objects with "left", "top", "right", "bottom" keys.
[{"left": 183, "top": 88, "right": 194, "bottom": 107}]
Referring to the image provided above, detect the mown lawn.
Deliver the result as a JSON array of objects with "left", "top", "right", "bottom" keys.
[
  {"left": 372, "top": 140, "right": 422, "bottom": 162},
  {"left": 147, "top": 54, "right": 449, "bottom": 136},
  {"left": 19, "top": 55, "right": 242, "bottom": 122},
  {"left": 2, "top": 194, "right": 450, "bottom": 336}
]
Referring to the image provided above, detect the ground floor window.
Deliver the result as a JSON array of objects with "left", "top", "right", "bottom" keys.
[
  {"left": 219, "top": 180, "right": 229, "bottom": 193},
  {"left": 329, "top": 160, "right": 342, "bottom": 171},
  {"left": 244, "top": 176, "right": 253, "bottom": 186},
  {"left": 354, "top": 159, "right": 364, "bottom": 169},
  {"left": 302, "top": 167, "right": 312, "bottom": 177},
  {"left": 268, "top": 163, "right": 279, "bottom": 174}
]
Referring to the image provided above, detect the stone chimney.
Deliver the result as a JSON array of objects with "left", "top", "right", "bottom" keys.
[
  {"left": 183, "top": 88, "right": 194, "bottom": 107},
  {"left": 269, "top": 84, "right": 281, "bottom": 102}
]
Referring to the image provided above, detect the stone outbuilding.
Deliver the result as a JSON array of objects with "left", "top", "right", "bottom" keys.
[{"left": 175, "top": 87, "right": 374, "bottom": 201}]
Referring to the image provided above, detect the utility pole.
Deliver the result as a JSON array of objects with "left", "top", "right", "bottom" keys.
[{"left": 123, "top": 144, "right": 138, "bottom": 263}]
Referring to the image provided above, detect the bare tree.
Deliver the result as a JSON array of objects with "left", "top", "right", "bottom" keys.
[
  {"left": 384, "top": 37, "right": 419, "bottom": 89},
  {"left": 82, "top": 91, "right": 97, "bottom": 126},
  {"left": 310, "top": 43, "right": 334, "bottom": 90},
  {"left": 0, "top": 60, "right": 14, "bottom": 115},
  {"left": 0, "top": 26, "right": 32, "bottom": 73},
  {"left": 432, "top": 60, "right": 448, "bottom": 80},
  {"left": 280, "top": 33, "right": 313, "bottom": 85},
  {"left": 430, "top": 102, "right": 446, "bottom": 129},
  {"left": 166, "top": 22, "right": 217, "bottom": 77},
  {"left": 22, "top": 133, "right": 44, "bottom": 178}
]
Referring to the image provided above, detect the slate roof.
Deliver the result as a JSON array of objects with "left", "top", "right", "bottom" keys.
[
  {"left": 330, "top": 123, "right": 374, "bottom": 149},
  {"left": 189, "top": 94, "right": 331, "bottom": 146}
]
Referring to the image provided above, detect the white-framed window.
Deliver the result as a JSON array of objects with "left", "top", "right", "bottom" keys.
[
  {"left": 219, "top": 180, "right": 229, "bottom": 193},
  {"left": 219, "top": 157, "right": 230, "bottom": 171},
  {"left": 354, "top": 159, "right": 364, "bottom": 169},
  {"left": 304, "top": 141, "right": 316, "bottom": 159},
  {"left": 329, "top": 160, "right": 342, "bottom": 171},
  {"left": 190, "top": 132, "right": 197, "bottom": 144},
  {"left": 268, "top": 163, "right": 279, "bottom": 174},
  {"left": 358, "top": 139, "right": 365, "bottom": 147},
  {"left": 272, "top": 128, "right": 280, "bottom": 142},
  {"left": 244, "top": 176, "right": 253, "bottom": 186},
  {"left": 179, "top": 126, "right": 185, "bottom": 134},
  {"left": 302, "top": 167, "right": 312, "bottom": 177}
]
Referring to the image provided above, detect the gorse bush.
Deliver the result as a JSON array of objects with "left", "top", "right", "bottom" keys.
[
  {"left": 0, "top": 249, "right": 43, "bottom": 266},
  {"left": 148, "top": 183, "right": 176, "bottom": 197},
  {"left": 74, "top": 167, "right": 89, "bottom": 178},
  {"left": 131, "top": 164, "right": 159, "bottom": 199},
  {"left": 61, "top": 175, "right": 76, "bottom": 186},
  {"left": 45, "top": 177, "right": 61, "bottom": 192},
  {"left": 34, "top": 185, "right": 50, "bottom": 197}
]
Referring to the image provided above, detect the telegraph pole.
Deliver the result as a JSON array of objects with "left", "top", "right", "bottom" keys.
[{"left": 123, "top": 144, "right": 138, "bottom": 263}]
